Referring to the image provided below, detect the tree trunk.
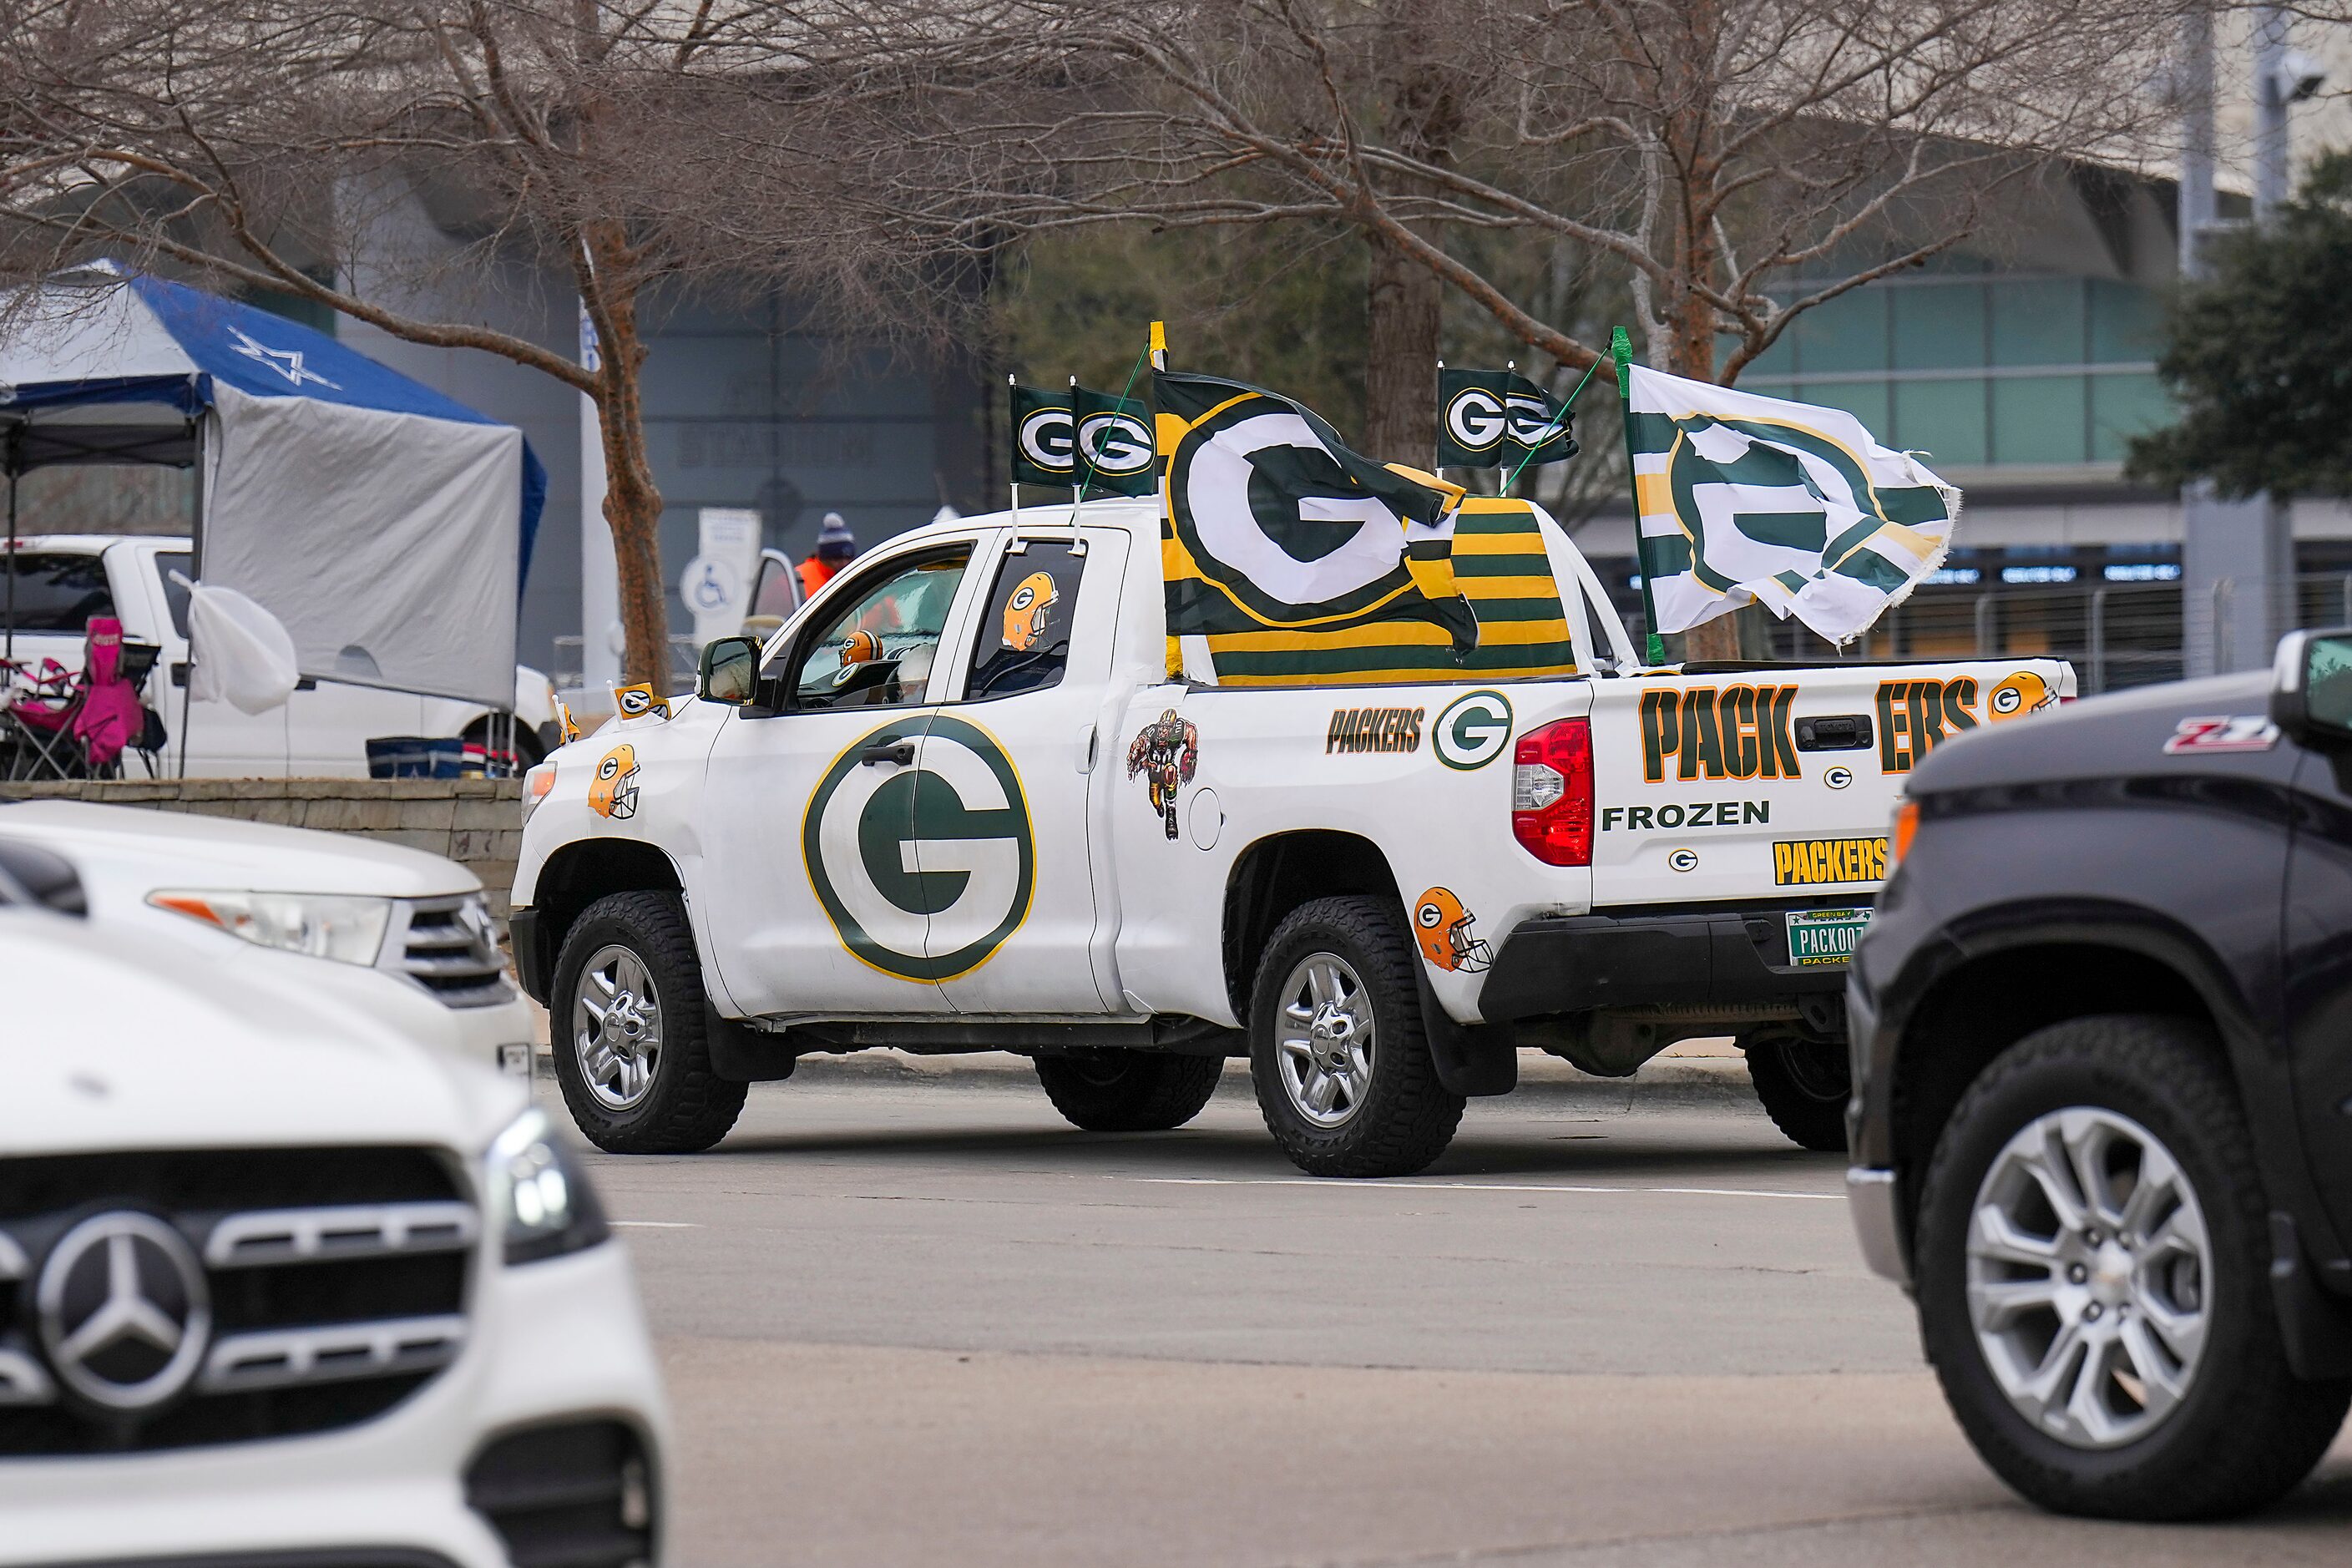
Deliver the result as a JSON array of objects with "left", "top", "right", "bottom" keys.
[
  {"left": 584, "top": 264, "right": 669, "bottom": 693},
  {"left": 1364, "top": 229, "right": 1443, "bottom": 463}
]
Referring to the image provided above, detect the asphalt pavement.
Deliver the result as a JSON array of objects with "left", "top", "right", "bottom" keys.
[{"left": 553, "top": 1055, "right": 2352, "bottom": 1566}]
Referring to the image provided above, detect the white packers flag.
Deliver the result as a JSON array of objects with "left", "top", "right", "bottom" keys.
[{"left": 1626, "top": 363, "right": 1959, "bottom": 645}]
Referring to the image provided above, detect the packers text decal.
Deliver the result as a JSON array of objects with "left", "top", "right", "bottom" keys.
[
  {"left": 1328, "top": 706, "right": 1424, "bottom": 755},
  {"left": 803, "top": 716, "right": 1034, "bottom": 982},
  {"left": 1774, "top": 837, "right": 1889, "bottom": 887},
  {"left": 1641, "top": 685, "right": 1800, "bottom": 782},
  {"left": 1875, "top": 678, "right": 1979, "bottom": 773}
]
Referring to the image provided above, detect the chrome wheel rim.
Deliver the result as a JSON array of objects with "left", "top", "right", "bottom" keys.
[
  {"left": 1274, "top": 953, "right": 1373, "bottom": 1129},
  {"left": 572, "top": 944, "right": 663, "bottom": 1112},
  {"left": 1965, "top": 1106, "right": 2213, "bottom": 1449}
]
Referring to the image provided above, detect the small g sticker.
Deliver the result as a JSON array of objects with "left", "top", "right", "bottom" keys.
[
  {"left": 1824, "top": 765, "right": 1854, "bottom": 790},
  {"left": 1667, "top": 847, "right": 1700, "bottom": 873}
]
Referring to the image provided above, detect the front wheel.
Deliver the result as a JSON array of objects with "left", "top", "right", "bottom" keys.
[
  {"left": 1248, "top": 896, "right": 1464, "bottom": 1178},
  {"left": 1915, "top": 1014, "right": 2350, "bottom": 1519},
  {"left": 549, "top": 891, "right": 747, "bottom": 1154},
  {"left": 1034, "top": 1051, "right": 1225, "bottom": 1131},
  {"left": 1743, "top": 1028, "right": 1851, "bottom": 1152}
]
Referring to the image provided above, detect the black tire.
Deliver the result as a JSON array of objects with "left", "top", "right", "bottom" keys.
[
  {"left": 1034, "top": 1051, "right": 1225, "bottom": 1131},
  {"left": 1915, "top": 1014, "right": 2350, "bottom": 1520},
  {"left": 1248, "top": 896, "right": 1464, "bottom": 1178},
  {"left": 549, "top": 890, "right": 747, "bottom": 1154},
  {"left": 1743, "top": 1028, "right": 1851, "bottom": 1152}
]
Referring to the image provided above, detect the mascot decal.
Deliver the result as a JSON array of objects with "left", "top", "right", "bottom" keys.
[{"left": 1125, "top": 709, "right": 1200, "bottom": 841}]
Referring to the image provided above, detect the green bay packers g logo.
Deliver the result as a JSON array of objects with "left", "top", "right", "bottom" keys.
[
  {"left": 1075, "top": 411, "right": 1154, "bottom": 478},
  {"left": 1017, "top": 406, "right": 1076, "bottom": 480},
  {"left": 1433, "top": 690, "right": 1514, "bottom": 770},
  {"left": 803, "top": 716, "right": 1035, "bottom": 982},
  {"left": 1444, "top": 387, "right": 1557, "bottom": 458}
]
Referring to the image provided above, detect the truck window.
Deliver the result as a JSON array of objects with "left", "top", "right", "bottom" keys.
[
  {"left": 966, "top": 539, "right": 1086, "bottom": 700},
  {"left": 0, "top": 552, "right": 114, "bottom": 634},
  {"left": 154, "top": 551, "right": 193, "bottom": 637},
  {"left": 784, "top": 547, "right": 970, "bottom": 710}
]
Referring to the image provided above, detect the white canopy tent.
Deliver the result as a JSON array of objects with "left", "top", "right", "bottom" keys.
[{"left": 0, "top": 265, "right": 544, "bottom": 710}]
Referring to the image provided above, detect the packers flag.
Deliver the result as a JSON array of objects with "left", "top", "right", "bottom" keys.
[
  {"left": 1626, "top": 364, "right": 1959, "bottom": 645},
  {"left": 1155, "top": 369, "right": 1476, "bottom": 658},
  {"left": 1436, "top": 368, "right": 1578, "bottom": 469},
  {"left": 1009, "top": 382, "right": 1156, "bottom": 497},
  {"left": 1192, "top": 497, "right": 1578, "bottom": 686}
]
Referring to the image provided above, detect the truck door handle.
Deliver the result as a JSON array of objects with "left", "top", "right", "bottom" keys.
[
  {"left": 860, "top": 741, "right": 916, "bottom": 767},
  {"left": 1795, "top": 715, "right": 1874, "bottom": 751}
]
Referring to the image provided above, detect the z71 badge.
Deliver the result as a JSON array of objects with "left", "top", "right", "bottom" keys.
[{"left": 2163, "top": 715, "right": 2279, "bottom": 755}]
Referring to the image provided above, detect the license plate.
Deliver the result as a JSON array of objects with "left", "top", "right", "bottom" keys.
[
  {"left": 498, "top": 1042, "right": 535, "bottom": 1079},
  {"left": 1786, "top": 908, "right": 1871, "bottom": 967}
]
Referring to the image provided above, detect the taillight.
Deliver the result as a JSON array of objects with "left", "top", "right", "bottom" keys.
[
  {"left": 1512, "top": 718, "right": 1594, "bottom": 866},
  {"left": 1889, "top": 798, "right": 1920, "bottom": 867}
]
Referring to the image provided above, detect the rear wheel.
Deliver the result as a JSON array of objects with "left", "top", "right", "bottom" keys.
[
  {"left": 1248, "top": 896, "right": 1464, "bottom": 1178},
  {"left": 549, "top": 891, "right": 746, "bottom": 1154},
  {"left": 1743, "top": 1028, "right": 1851, "bottom": 1151},
  {"left": 1034, "top": 1051, "right": 1225, "bottom": 1131},
  {"left": 1915, "top": 1015, "right": 2350, "bottom": 1519}
]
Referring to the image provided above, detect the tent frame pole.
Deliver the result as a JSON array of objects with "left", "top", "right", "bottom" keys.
[
  {"left": 178, "top": 414, "right": 204, "bottom": 780},
  {"left": 5, "top": 422, "right": 20, "bottom": 670}
]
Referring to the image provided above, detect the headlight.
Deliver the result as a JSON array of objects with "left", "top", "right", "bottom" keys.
[
  {"left": 523, "top": 761, "right": 557, "bottom": 823},
  {"left": 148, "top": 889, "right": 393, "bottom": 964},
  {"left": 489, "top": 1108, "right": 609, "bottom": 1265}
]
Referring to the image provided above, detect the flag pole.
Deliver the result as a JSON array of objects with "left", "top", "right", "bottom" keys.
[
  {"left": 1433, "top": 358, "right": 1444, "bottom": 478},
  {"left": 1067, "top": 375, "right": 1083, "bottom": 530},
  {"left": 1612, "top": 328, "right": 1667, "bottom": 666},
  {"left": 1007, "top": 373, "right": 1020, "bottom": 524}
]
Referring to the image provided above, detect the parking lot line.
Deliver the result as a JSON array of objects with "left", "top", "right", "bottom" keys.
[{"left": 1126, "top": 1176, "right": 1839, "bottom": 1201}]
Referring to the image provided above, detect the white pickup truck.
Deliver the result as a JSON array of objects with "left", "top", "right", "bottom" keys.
[
  {"left": 511, "top": 499, "right": 2071, "bottom": 1176},
  {"left": 2, "top": 534, "right": 559, "bottom": 776}
]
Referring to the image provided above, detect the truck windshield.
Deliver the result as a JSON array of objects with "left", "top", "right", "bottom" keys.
[{"left": 0, "top": 552, "right": 114, "bottom": 634}]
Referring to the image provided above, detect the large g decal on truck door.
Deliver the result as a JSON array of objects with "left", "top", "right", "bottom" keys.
[{"left": 803, "top": 716, "right": 1035, "bottom": 982}]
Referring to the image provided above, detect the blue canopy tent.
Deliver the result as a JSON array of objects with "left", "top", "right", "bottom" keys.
[{"left": 0, "top": 264, "right": 544, "bottom": 711}]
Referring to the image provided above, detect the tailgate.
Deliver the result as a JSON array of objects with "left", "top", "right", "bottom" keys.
[{"left": 1586, "top": 657, "right": 2071, "bottom": 909}]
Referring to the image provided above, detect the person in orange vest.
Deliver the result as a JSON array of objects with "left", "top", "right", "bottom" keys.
[{"left": 797, "top": 513, "right": 857, "bottom": 599}]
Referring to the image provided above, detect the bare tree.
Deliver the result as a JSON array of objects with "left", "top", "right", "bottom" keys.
[
  {"left": 0, "top": 0, "right": 979, "bottom": 688},
  {"left": 890, "top": 0, "right": 2187, "bottom": 653}
]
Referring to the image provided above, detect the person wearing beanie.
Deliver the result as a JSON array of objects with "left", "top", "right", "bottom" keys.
[{"left": 798, "top": 512, "right": 857, "bottom": 597}]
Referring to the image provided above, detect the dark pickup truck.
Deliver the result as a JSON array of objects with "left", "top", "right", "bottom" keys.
[{"left": 1845, "top": 628, "right": 2352, "bottom": 1520}]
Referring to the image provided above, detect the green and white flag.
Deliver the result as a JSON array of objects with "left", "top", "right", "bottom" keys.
[
  {"left": 1070, "top": 384, "right": 1156, "bottom": 498},
  {"left": 1009, "top": 382, "right": 1075, "bottom": 488},
  {"left": 1626, "top": 365, "right": 1959, "bottom": 645},
  {"left": 1436, "top": 368, "right": 1577, "bottom": 469}
]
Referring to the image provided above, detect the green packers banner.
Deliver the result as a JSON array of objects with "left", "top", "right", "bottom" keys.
[
  {"left": 1008, "top": 382, "right": 1156, "bottom": 497},
  {"left": 1626, "top": 363, "right": 1959, "bottom": 645},
  {"left": 1155, "top": 368, "right": 1476, "bottom": 657},
  {"left": 1436, "top": 368, "right": 1578, "bottom": 469}
]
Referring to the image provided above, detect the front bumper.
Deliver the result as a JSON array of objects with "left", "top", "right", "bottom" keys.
[
  {"left": 1476, "top": 905, "right": 1856, "bottom": 1023},
  {"left": 0, "top": 1241, "right": 666, "bottom": 1568}
]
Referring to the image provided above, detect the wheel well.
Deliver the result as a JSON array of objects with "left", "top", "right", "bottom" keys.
[
  {"left": 1221, "top": 831, "right": 1400, "bottom": 1019},
  {"left": 1890, "top": 943, "right": 2220, "bottom": 1227},
  {"left": 526, "top": 840, "right": 684, "bottom": 982}
]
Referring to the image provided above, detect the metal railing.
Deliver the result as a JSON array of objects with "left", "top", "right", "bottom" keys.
[{"left": 1756, "top": 572, "right": 2352, "bottom": 695}]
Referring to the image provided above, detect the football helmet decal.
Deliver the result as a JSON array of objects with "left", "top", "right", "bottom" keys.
[
  {"left": 589, "top": 743, "right": 640, "bottom": 820},
  {"left": 1001, "top": 570, "right": 1061, "bottom": 651},
  {"left": 1986, "top": 670, "right": 2054, "bottom": 721},
  {"left": 1413, "top": 887, "right": 1492, "bottom": 973}
]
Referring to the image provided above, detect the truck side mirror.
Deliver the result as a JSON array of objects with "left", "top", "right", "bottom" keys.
[
  {"left": 2271, "top": 627, "right": 2352, "bottom": 742},
  {"left": 697, "top": 635, "right": 761, "bottom": 706}
]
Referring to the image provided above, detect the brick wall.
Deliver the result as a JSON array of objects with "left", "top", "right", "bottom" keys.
[{"left": 0, "top": 779, "right": 524, "bottom": 922}]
